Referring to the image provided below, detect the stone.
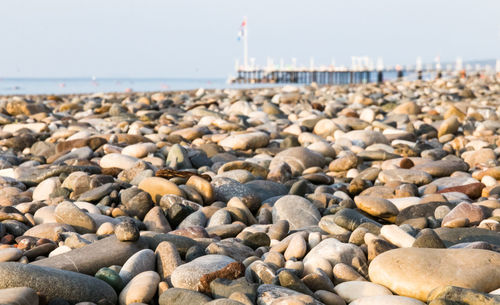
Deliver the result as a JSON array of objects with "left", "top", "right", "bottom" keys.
[
  {"left": 0, "top": 287, "right": 39, "bottom": 305},
  {"left": 119, "top": 249, "right": 156, "bottom": 285},
  {"left": 155, "top": 241, "right": 181, "bottom": 281},
  {"left": 206, "top": 239, "right": 255, "bottom": 262},
  {"left": 272, "top": 195, "right": 320, "bottom": 230},
  {"left": 0, "top": 262, "right": 117, "bottom": 305},
  {"left": 212, "top": 177, "right": 261, "bottom": 212},
  {"left": 354, "top": 196, "right": 399, "bottom": 218},
  {"left": 219, "top": 161, "right": 269, "bottom": 179},
  {"left": 412, "top": 229, "right": 446, "bottom": 248},
  {"left": 245, "top": 180, "right": 289, "bottom": 202},
  {"left": 55, "top": 201, "right": 97, "bottom": 234},
  {"left": 143, "top": 206, "right": 171, "bottom": 233},
  {"left": 339, "top": 130, "right": 389, "bottom": 147},
  {"left": 333, "top": 208, "right": 381, "bottom": 231},
  {"left": 186, "top": 175, "right": 214, "bottom": 204},
  {"left": 434, "top": 227, "right": 500, "bottom": 247},
  {"left": 115, "top": 220, "right": 140, "bottom": 242},
  {"left": 302, "top": 269, "right": 335, "bottom": 292},
  {"left": 257, "top": 284, "right": 323, "bottom": 305},
  {"left": 95, "top": 267, "right": 125, "bottom": 293},
  {"left": 350, "top": 295, "right": 426, "bottom": 305},
  {"left": 412, "top": 160, "right": 469, "bottom": 177},
  {"left": 138, "top": 177, "right": 183, "bottom": 203},
  {"left": 332, "top": 263, "right": 365, "bottom": 283},
  {"left": 380, "top": 224, "right": 416, "bottom": 248},
  {"left": 269, "top": 147, "right": 326, "bottom": 176},
  {"left": 329, "top": 151, "right": 359, "bottom": 172},
  {"left": 0, "top": 247, "right": 23, "bottom": 262},
  {"left": 333, "top": 281, "right": 392, "bottom": 303},
  {"left": 100, "top": 153, "right": 140, "bottom": 170},
  {"left": 303, "top": 238, "right": 368, "bottom": 276},
  {"left": 437, "top": 183, "right": 485, "bottom": 199},
  {"left": 219, "top": 132, "right": 270, "bottom": 150},
  {"left": 442, "top": 202, "right": 485, "bottom": 227},
  {"left": 284, "top": 234, "right": 307, "bottom": 260},
  {"left": 170, "top": 254, "right": 236, "bottom": 291},
  {"left": 77, "top": 183, "right": 118, "bottom": 203},
  {"left": 378, "top": 169, "right": 432, "bottom": 186},
  {"left": 438, "top": 116, "right": 459, "bottom": 137},
  {"left": 158, "top": 288, "right": 212, "bottom": 305},
  {"left": 166, "top": 144, "right": 193, "bottom": 169},
  {"left": 314, "top": 290, "right": 346, "bottom": 305},
  {"left": 33, "top": 177, "right": 61, "bottom": 201},
  {"left": 31, "top": 235, "right": 148, "bottom": 275},
  {"left": 210, "top": 277, "right": 258, "bottom": 301},
  {"left": 23, "top": 223, "right": 75, "bottom": 242},
  {"left": 427, "top": 285, "right": 500, "bottom": 305},
  {"left": 369, "top": 248, "right": 500, "bottom": 301},
  {"left": 118, "top": 271, "right": 160, "bottom": 305},
  {"left": 278, "top": 269, "right": 314, "bottom": 296},
  {"left": 121, "top": 143, "right": 156, "bottom": 158}
]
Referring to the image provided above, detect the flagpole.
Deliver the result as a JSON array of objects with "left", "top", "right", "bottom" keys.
[{"left": 243, "top": 16, "right": 248, "bottom": 70}]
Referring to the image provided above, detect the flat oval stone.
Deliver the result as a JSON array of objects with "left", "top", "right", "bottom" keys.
[
  {"left": 0, "top": 262, "right": 117, "bottom": 305},
  {"left": 100, "top": 153, "right": 140, "bottom": 170},
  {"left": 121, "top": 143, "right": 156, "bottom": 158},
  {"left": 119, "top": 249, "right": 155, "bottom": 285},
  {"left": 118, "top": 271, "right": 160, "bottom": 305},
  {"left": 333, "top": 281, "right": 392, "bottom": 303},
  {"left": 272, "top": 195, "right": 321, "bottom": 230},
  {"left": 378, "top": 169, "right": 432, "bottom": 186},
  {"left": 369, "top": 248, "right": 500, "bottom": 301},
  {"left": 218, "top": 132, "right": 270, "bottom": 150},
  {"left": 55, "top": 201, "right": 97, "bottom": 234},
  {"left": 138, "top": 177, "right": 183, "bottom": 203},
  {"left": 412, "top": 160, "right": 469, "bottom": 177},
  {"left": 170, "top": 254, "right": 236, "bottom": 291},
  {"left": 0, "top": 247, "right": 23, "bottom": 262},
  {"left": 354, "top": 196, "right": 399, "bottom": 218},
  {"left": 350, "top": 295, "right": 426, "bottom": 305}
]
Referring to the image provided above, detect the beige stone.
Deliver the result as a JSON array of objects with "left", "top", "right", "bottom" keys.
[{"left": 369, "top": 248, "right": 500, "bottom": 301}]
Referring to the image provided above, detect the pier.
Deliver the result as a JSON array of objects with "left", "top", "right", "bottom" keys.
[{"left": 231, "top": 63, "right": 498, "bottom": 85}]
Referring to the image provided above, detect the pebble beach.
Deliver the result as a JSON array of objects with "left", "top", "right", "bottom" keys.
[{"left": 0, "top": 75, "right": 499, "bottom": 305}]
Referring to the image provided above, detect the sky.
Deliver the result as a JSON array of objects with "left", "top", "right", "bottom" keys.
[{"left": 1, "top": 0, "right": 499, "bottom": 79}]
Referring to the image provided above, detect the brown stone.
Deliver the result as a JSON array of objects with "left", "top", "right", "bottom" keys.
[{"left": 437, "top": 183, "right": 485, "bottom": 199}]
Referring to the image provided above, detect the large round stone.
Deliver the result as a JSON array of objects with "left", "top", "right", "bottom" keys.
[
  {"left": 369, "top": 248, "right": 500, "bottom": 301},
  {"left": 272, "top": 195, "right": 321, "bottom": 230}
]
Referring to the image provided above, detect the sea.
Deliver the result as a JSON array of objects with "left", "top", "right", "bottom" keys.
[
  {"left": 0, "top": 73, "right": 406, "bottom": 96},
  {"left": 0, "top": 78, "right": 280, "bottom": 96}
]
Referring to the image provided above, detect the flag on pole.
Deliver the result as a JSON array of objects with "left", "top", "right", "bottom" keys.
[{"left": 237, "top": 18, "right": 246, "bottom": 41}]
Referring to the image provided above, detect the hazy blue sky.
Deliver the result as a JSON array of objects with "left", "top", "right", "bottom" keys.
[{"left": 1, "top": 0, "right": 499, "bottom": 78}]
